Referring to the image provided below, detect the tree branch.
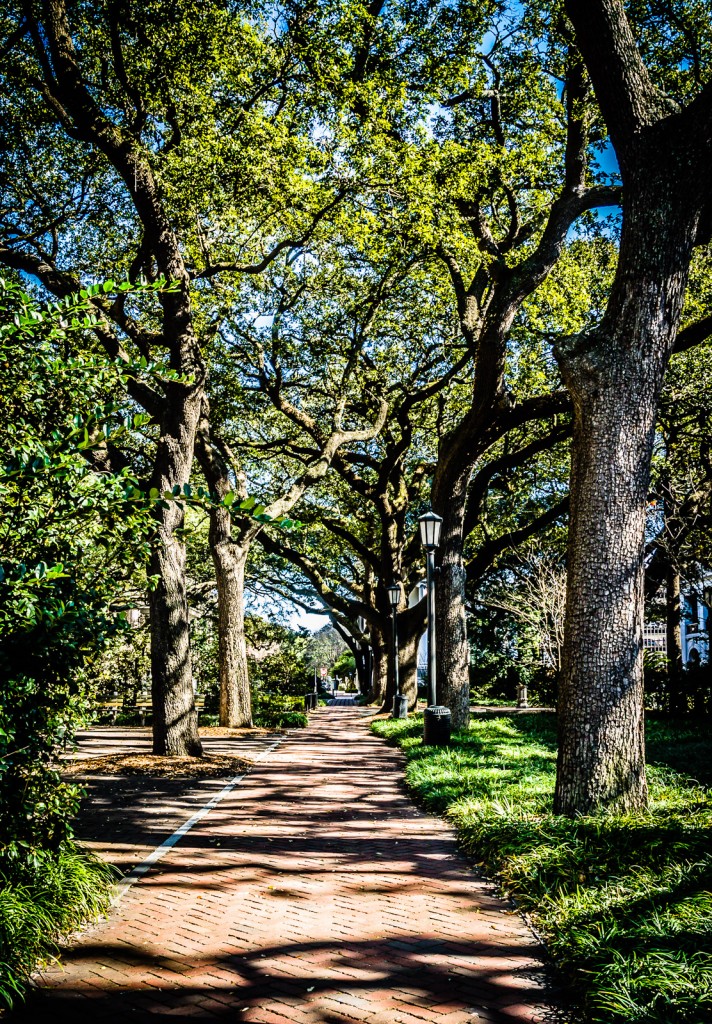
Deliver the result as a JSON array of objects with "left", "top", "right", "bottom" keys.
[
  {"left": 467, "top": 497, "right": 569, "bottom": 581},
  {"left": 564, "top": 0, "right": 678, "bottom": 156}
]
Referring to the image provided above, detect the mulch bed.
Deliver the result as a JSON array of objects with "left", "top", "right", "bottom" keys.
[
  {"left": 199, "top": 726, "right": 277, "bottom": 737},
  {"left": 61, "top": 753, "right": 252, "bottom": 778}
]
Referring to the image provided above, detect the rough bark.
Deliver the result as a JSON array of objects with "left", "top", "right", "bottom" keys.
[
  {"left": 354, "top": 645, "right": 371, "bottom": 693},
  {"left": 554, "top": 178, "right": 698, "bottom": 814},
  {"left": 556, "top": 0, "right": 712, "bottom": 814},
  {"left": 213, "top": 540, "right": 252, "bottom": 727},
  {"left": 554, "top": 352, "right": 656, "bottom": 813},
  {"left": 195, "top": 414, "right": 253, "bottom": 727},
  {"left": 378, "top": 603, "right": 424, "bottom": 713},
  {"left": 398, "top": 622, "right": 421, "bottom": 711},
  {"left": 149, "top": 392, "right": 204, "bottom": 755},
  {"left": 368, "top": 627, "right": 389, "bottom": 705},
  {"left": 149, "top": 530, "right": 201, "bottom": 756},
  {"left": 434, "top": 474, "right": 470, "bottom": 728}
]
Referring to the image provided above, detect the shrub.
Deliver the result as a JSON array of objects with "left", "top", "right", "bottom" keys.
[
  {"left": 252, "top": 693, "right": 308, "bottom": 728},
  {"left": 0, "top": 845, "right": 116, "bottom": 1009}
]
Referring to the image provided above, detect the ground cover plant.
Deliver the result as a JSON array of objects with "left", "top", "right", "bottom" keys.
[
  {"left": 372, "top": 713, "right": 712, "bottom": 1024},
  {"left": 0, "top": 847, "right": 115, "bottom": 1009}
]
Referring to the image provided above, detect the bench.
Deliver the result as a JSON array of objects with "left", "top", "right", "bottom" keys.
[{"left": 98, "top": 698, "right": 206, "bottom": 724}]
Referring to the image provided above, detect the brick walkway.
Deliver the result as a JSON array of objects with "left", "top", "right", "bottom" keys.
[{"left": 18, "top": 708, "right": 554, "bottom": 1023}]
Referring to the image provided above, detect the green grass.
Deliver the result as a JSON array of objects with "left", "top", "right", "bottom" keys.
[
  {"left": 0, "top": 845, "right": 116, "bottom": 1009},
  {"left": 372, "top": 713, "right": 712, "bottom": 1024}
]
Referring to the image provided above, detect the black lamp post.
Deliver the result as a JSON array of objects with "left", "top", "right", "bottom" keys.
[
  {"left": 418, "top": 511, "right": 442, "bottom": 707},
  {"left": 357, "top": 615, "right": 371, "bottom": 694},
  {"left": 418, "top": 509, "right": 450, "bottom": 745},
  {"left": 387, "top": 581, "right": 407, "bottom": 718}
]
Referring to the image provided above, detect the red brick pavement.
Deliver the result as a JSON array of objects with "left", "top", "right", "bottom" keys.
[{"left": 16, "top": 709, "right": 556, "bottom": 1024}]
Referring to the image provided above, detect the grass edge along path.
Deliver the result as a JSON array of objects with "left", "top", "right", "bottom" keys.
[{"left": 372, "top": 712, "right": 712, "bottom": 1024}]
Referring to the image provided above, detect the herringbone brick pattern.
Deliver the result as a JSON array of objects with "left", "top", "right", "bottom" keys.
[{"left": 17, "top": 710, "right": 554, "bottom": 1023}]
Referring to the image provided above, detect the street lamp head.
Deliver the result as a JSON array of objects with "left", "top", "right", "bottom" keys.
[
  {"left": 387, "top": 581, "right": 401, "bottom": 609},
  {"left": 418, "top": 510, "right": 443, "bottom": 550}
]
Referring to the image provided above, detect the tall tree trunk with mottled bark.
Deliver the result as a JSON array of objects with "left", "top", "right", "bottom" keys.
[
  {"left": 433, "top": 474, "right": 470, "bottom": 728},
  {"left": 554, "top": 184, "right": 697, "bottom": 814},
  {"left": 149, "top": 392, "right": 204, "bottom": 755},
  {"left": 196, "top": 417, "right": 253, "bottom": 727},
  {"left": 368, "top": 626, "right": 389, "bottom": 705},
  {"left": 556, "top": 0, "right": 712, "bottom": 814},
  {"left": 212, "top": 536, "right": 252, "bottom": 727},
  {"left": 398, "top": 618, "right": 421, "bottom": 711}
]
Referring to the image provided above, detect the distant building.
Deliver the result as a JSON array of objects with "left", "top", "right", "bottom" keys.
[{"left": 644, "top": 589, "right": 710, "bottom": 665}]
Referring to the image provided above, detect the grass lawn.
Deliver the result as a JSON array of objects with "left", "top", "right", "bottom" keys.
[{"left": 372, "top": 712, "right": 712, "bottom": 1024}]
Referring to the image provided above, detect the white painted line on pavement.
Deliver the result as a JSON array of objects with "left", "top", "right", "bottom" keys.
[{"left": 115, "top": 736, "right": 284, "bottom": 898}]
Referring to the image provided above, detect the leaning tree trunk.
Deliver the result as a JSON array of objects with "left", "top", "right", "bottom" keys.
[
  {"left": 434, "top": 476, "right": 471, "bottom": 729},
  {"left": 150, "top": 399, "right": 203, "bottom": 756},
  {"left": 554, "top": 171, "right": 697, "bottom": 815}
]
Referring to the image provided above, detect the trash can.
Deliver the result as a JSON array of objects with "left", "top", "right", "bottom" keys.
[
  {"left": 423, "top": 705, "right": 451, "bottom": 745},
  {"left": 392, "top": 694, "right": 408, "bottom": 719}
]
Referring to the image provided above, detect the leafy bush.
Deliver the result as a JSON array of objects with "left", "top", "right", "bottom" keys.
[
  {"left": 252, "top": 693, "right": 308, "bottom": 728},
  {"left": 0, "top": 846, "right": 116, "bottom": 1009},
  {"left": 373, "top": 713, "right": 712, "bottom": 1024},
  {"left": 0, "top": 278, "right": 149, "bottom": 873},
  {"left": 0, "top": 278, "right": 154, "bottom": 1007}
]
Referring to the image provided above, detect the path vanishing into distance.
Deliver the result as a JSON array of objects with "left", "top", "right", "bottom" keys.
[{"left": 16, "top": 706, "right": 556, "bottom": 1023}]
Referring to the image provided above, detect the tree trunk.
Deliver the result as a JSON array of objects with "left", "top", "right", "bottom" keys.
[
  {"left": 377, "top": 601, "right": 425, "bottom": 712},
  {"left": 665, "top": 564, "right": 684, "bottom": 715},
  {"left": 434, "top": 477, "right": 471, "bottom": 729},
  {"left": 195, "top": 413, "right": 253, "bottom": 728},
  {"left": 368, "top": 627, "right": 389, "bottom": 705},
  {"left": 354, "top": 645, "right": 369, "bottom": 693},
  {"left": 399, "top": 623, "right": 420, "bottom": 711},
  {"left": 149, "top": 397, "right": 203, "bottom": 756},
  {"left": 554, "top": 167, "right": 697, "bottom": 814},
  {"left": 149, "top": 526, "right": 201, "bottom": 755},
  {"left": 212, "top": 527, "right": 253, "bottom": 727},
  {"left": 553, "top": 365, "right": 654, "bottom": 813}
]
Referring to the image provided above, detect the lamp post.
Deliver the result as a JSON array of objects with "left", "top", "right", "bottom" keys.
[
  {"left": 418, "top": 511, "right": 442, "bottom": 707},
  {"left": 418, "top": 509, "right": 451, "bottom": 745},
  {"left": 357, "top": 615, "right": 371, "bottom": 694},
  {"left": 388, "top": 581, "right": 408, "bottom": 718}
]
